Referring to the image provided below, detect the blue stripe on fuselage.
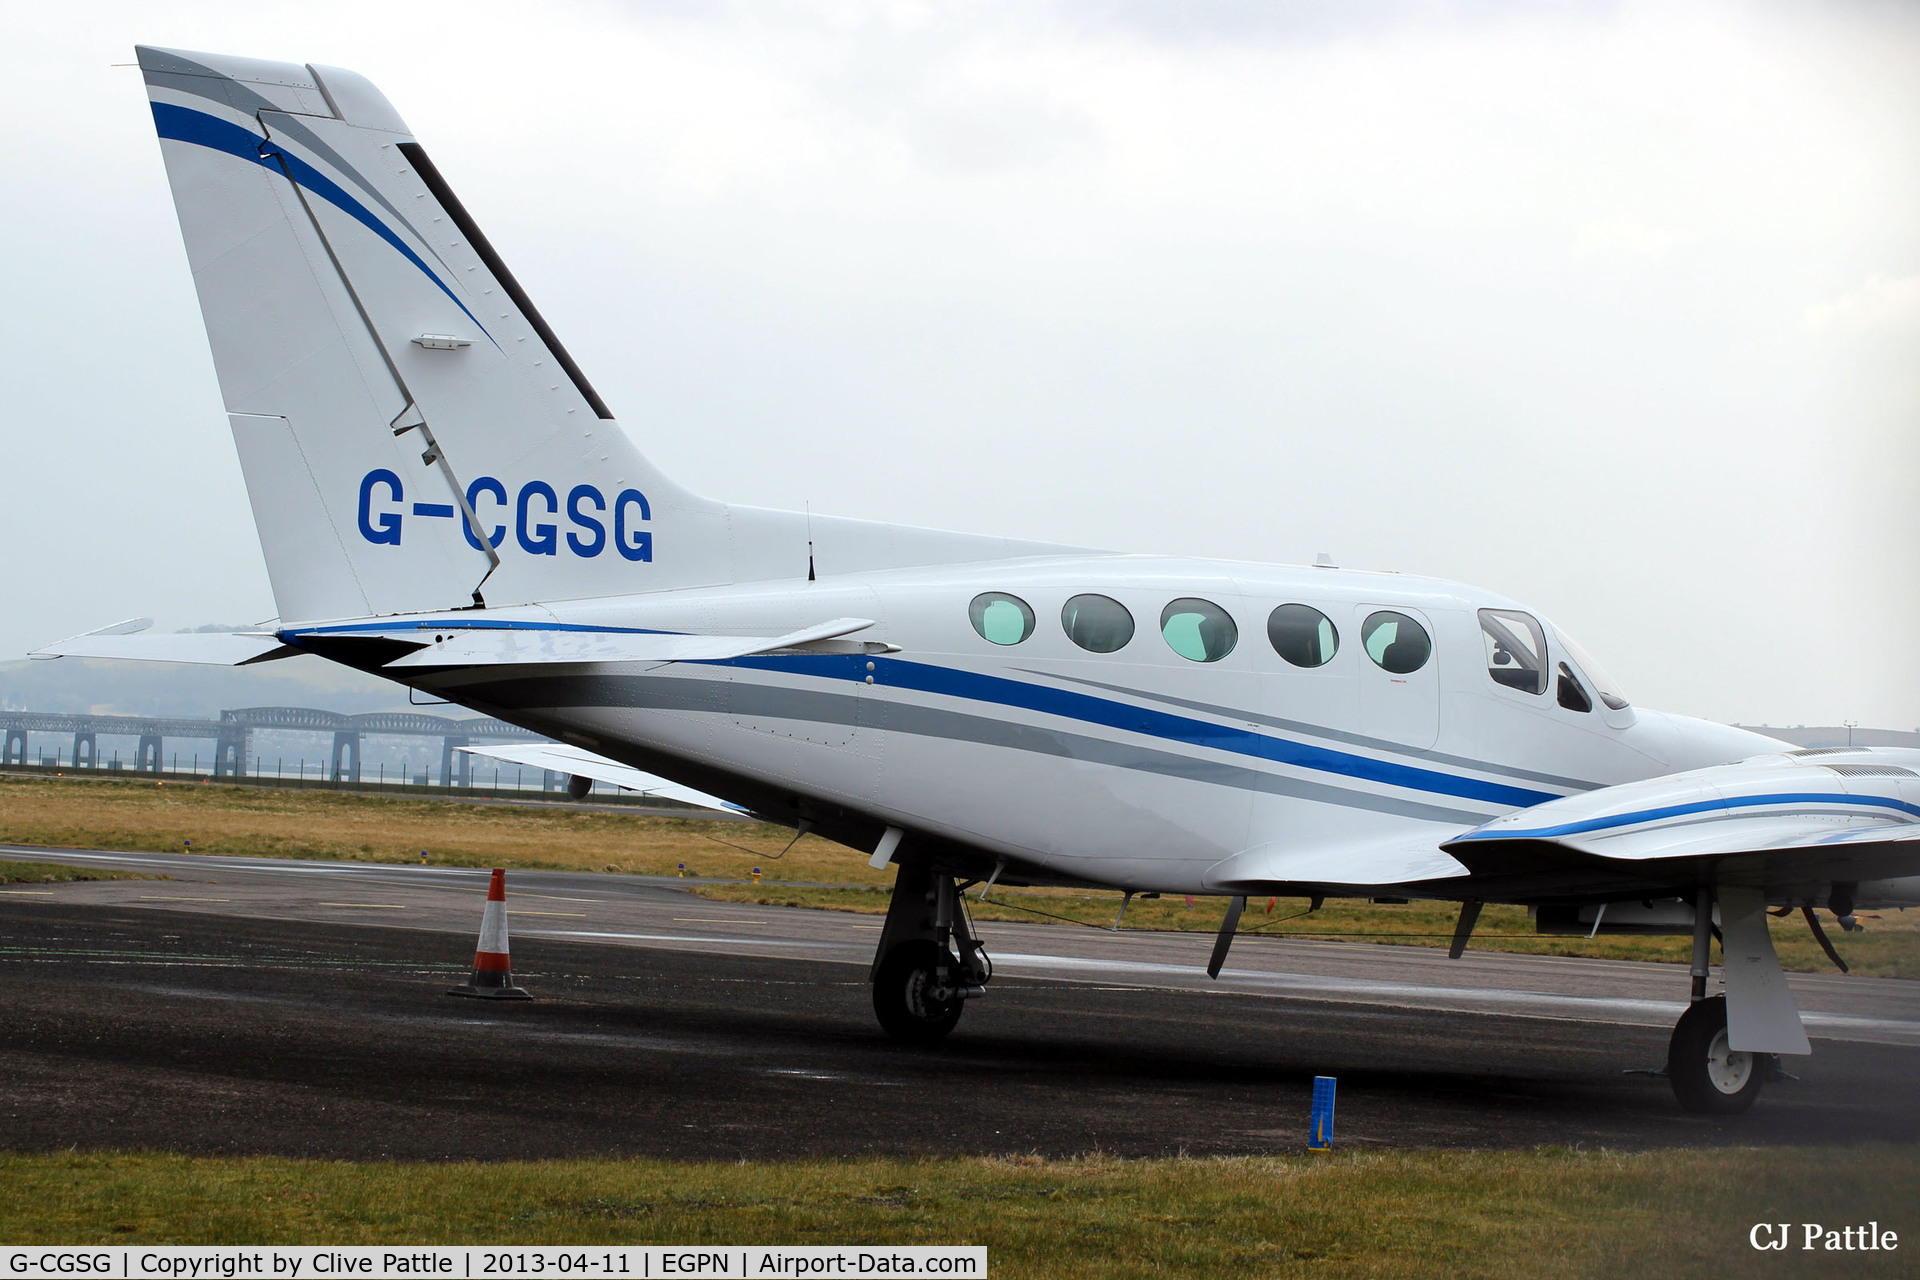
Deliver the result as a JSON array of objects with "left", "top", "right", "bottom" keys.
[
  {"left": 150, "top": 102, "right": 493, "bottom": 344},
  {"left": 285, "top": 619, "right": 1563, "bottom": 809},
  {"left": 720, "top": 654, "right": 1558, "bottom": 809}
]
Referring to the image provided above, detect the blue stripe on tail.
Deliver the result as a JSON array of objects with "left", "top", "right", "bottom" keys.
[{"left": 150, "top": 102, "right": 494, "bottom": 345}]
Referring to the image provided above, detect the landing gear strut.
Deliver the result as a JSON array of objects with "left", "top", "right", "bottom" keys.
[
  {"left": 1666, "top": 885, "right": 1771, "bottom": 1114},
  {"left": 870, "top": 861, "right": 991, "bottom": 1045}
]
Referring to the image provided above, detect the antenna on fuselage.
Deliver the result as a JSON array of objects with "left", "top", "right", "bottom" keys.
[{"left": 806, "top": 501, "right": 816, "bottom": 582}]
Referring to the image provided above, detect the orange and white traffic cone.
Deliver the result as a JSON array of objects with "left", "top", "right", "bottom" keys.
[{"left": 448, "top": 867, "right": 532, "bottom": 1000}]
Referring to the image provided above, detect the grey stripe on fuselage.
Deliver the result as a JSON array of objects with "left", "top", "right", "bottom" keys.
[
  {"left": 452, "top": 670, "right": 1492, "bottom": 827},
  {"left": 1026, "top": 670, "right": 1601, "bottom": 793},
  {"left": 143, "top": 59, "right": 452, "bottom": 277}
]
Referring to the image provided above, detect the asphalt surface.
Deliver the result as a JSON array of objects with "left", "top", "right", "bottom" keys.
[{"left": 3, "top": 845, "right": 1919, "bottom": 1160}]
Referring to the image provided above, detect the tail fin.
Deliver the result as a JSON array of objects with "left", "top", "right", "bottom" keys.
[
  {"left": 140, "top": 44, "right": 726, "bottom": 622},
  {"left": 139, "top": 46, "right": 1069, "bottom": 623}
]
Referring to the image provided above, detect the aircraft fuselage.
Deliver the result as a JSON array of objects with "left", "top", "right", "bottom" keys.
[{"left": 286, "top": 553, "right": 1780, "bottom": 896}]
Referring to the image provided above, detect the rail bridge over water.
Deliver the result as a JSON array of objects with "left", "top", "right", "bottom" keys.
[{"left": 0, "top": 706, "right": 542, "bottom": 785}]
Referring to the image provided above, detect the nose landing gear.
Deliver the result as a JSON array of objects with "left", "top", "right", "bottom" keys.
[{"left": 869, "top": 859, "right": 991, "bottom": 1045}]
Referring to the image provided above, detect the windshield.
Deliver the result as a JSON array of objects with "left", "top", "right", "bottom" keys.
[{"left": 1551, "top": 626, "right": 1630, "bottom": 710}]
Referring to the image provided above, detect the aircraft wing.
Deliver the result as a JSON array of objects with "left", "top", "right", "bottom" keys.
[
  {"left": 456, "top": 742, "right": 746, "bottom": 814},
  {"left": 30, "top": 618, "right": 296, "bottom": 665},
  {"left": 1442, "top": 748, "right": 1920, "bottom": 898},
  {"left": 386, "top": 618, "right": 889, "bottom": 668},
  {"left": 1204, "top": 748, "right": 1920, "bottom": 901}
]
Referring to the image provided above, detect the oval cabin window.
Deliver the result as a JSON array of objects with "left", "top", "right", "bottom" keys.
[
  {"left": 1267, "top": 604, "right": 1339, "bottom": 668},
  {"left": 1361, "top": 610, "right": 1431, "bottom": 675},
  {"left": 1160, "top": 598, "right": 1238, "bottom": 663},
  {"left": 968, "top": 592, "right": 1036, "bottom": 646},
  {"left": 1061, "top": 594, "right": 1135, "bottom": 653}
]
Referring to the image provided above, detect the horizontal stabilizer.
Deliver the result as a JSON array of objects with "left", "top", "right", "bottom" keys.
[
  {"left": 1203, "top": 833, "right": 1469, "bottom": 891},
  {"left": 387, "top": 619, "right": 883, "bottom": 668},
  {"left": 456, "top": 743, "right": 743, "bottom": 813},
  {"left": 31, "top": 619, "right": 295, "bottom": 666}
]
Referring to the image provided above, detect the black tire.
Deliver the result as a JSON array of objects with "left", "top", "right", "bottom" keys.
[
  {"left": 873, "top": 939, "right": 964, "bottom": 1045},
  {"left": 1667, "top": 995, "right": 1767, "bottom": 1115}
]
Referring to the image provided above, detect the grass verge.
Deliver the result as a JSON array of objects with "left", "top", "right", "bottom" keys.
[
  {"left": 691, "top": 884, "right": 1920, "bottom": 978},
  {"left": 4, "top": 774, "right": 1914, "bottom": 976},
  {"left": 0, "top": 775, "right": 878, "bottom": 885},
  {"left": 0, "top": 1148, "right": 1913, "bottom": 1278}
]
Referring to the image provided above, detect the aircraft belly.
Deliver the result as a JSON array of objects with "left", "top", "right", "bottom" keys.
[{"left": 883, "top": 732, "right": 1249, "bottom": 879}]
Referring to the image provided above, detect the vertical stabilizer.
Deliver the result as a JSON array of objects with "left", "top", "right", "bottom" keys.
[
  {"left": 140, "top": 44, "right": 719, "bottom": 621},
  {"left": 139, "top": 45, "right": 1076, "bottom": 623}
]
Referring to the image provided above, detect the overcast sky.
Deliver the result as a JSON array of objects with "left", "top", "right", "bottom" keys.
[{"left": 2, "top": 0, "right": 1916, "bottom": 729}]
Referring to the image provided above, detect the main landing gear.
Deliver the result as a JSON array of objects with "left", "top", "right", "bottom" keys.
[
  {"left": 870, "top": 861, "right": 991, "bottom": 1045},
  {"left": 1664, "top": 885, "right": 1784, "bottom": 1115},
  {"left": 1667, "top": 994, "right": 1767, "bottom": 1114}
]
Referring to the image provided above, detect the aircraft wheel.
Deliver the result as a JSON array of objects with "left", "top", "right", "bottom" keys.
[
  {"left": 872, "top": 940, "right": 964, "bottom": 1045},
  {"left": 1667, "top": 995, "right": 1766, "bottom": 1115}
]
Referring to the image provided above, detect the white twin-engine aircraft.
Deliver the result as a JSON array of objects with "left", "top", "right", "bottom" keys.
[{"left": 40, "top": 46, "right": 1920, "bottom": 1115}]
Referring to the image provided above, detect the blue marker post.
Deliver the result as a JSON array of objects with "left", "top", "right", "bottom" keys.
[{"left": 1309, "top": 1076, "right": 1337, "bottom": 1151}]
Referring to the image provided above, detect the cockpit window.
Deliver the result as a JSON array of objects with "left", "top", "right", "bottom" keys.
[
  {"left": 1362, "top": 611, "right": 1431, "bottom": 674},
  {"left": 1479, "top": 609, "right": 1547, "bottom": 695},
  {"left": 1556, "top": 662, "right": 1593, "bottom": 713},
  {"left": 968, "top": 592, "right": 1035, "bottom": 646},
  {"left": 1552, "top": 626, "right": 1631, "bottom": 710},
  {"left": 1062, "top": 594, "right": 1135, "bottom": 653}
]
